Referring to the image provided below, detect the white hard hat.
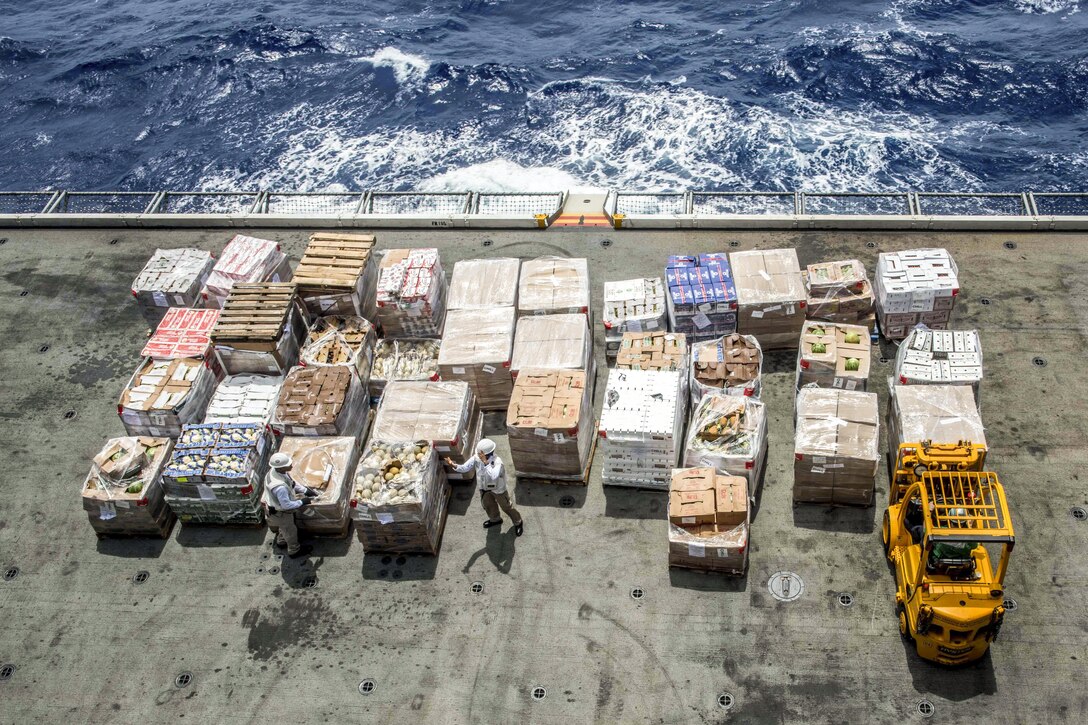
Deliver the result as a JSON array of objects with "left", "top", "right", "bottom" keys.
[
  {"left": 477, "top": 439, "right": 496, "bottom": 455},
  {"left": 270, "top": 452, "right": 293, "bottom": 469}
]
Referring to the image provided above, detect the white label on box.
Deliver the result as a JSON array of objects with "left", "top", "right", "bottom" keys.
[
  {"left": 764, "top": 304, "right": 782, "bottom": 313},
  {"left": 319, "top": 299, "right": 334, "bottom": 311},
  {"left": 698, "top": 303, "right": 712, "bottom": 313},
  {"left": 99, "top": 502, "right": 117, "bottom": 521},
  {"left": 687, "top": 542, "right": 706, "bottom": 557},
  {"left": 811, "top": 466, "right": 826, "bottom": 475},
  {"left": 482, "top": 364, "right": 496, "bottom": 375},
  {"left": 645, "top": 319, "right": 659, "bottom": 330},
  {"left": 452, "top": 367, "right": 466, "bottom": 375},
  {"left": 197, "top": 484, "right": 216, "bottom": 501},
  {"left": 534, "top": 427, "right": 548, "bottom": 438},
  {"left": 833, "top": 378, "right": 844, "bottom": 389},
  {"left": 553, "top": 433, "right": 566, "bottom": 444},
  {"left": 147, "top": 426, "right": 163, "bottom": 437},
  {"left": 812, "top": 456, "right": 826, "bottom": 464},
  {"left": 376, "top": 513, "right": 394, "bottom": 525},
  {"left": 627, "top": 318, "right": 643, "bottom": 333},
  {"left": 826, "top": 464, "right": 845, "bottom": 469},
  {"left": 845, "top": 379, "right": 858, "bottom": 391},
  {"left": 120, "top": 410, "right": 140, "bottom": 424},
  {"left": 116, "top": 500, "right": 132, "bottom": 509},
  {"left": 750, "top": 309, "right": 764, "bottom": 319},
  {"left": 151, "top": 413, "right": 168, "bottom": 426},
  {"left": 152, "top": 291, "right": 168, "bottom": 307},
  {"left": 693, "top": 312, "right": 711, "bottom": 329},
  {"left": 785, "top": 303, "right": 795, "bottom": 315}
]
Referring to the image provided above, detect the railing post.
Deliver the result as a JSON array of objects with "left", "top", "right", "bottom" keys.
[
  {"left": 43, "top": 191, "right": 66, "bottom": 214},
  {"left": 684, "top": 190, "right": 694, "bottom": 215},
  {"left": 144, "top": 191, "right": 167, "bottom": 215},
  {"left": 794, "top": 192, "right": 803, "bottom": 215},
  {"left": 1022, "top": 193, "right": 1037, "bottom": 217}
]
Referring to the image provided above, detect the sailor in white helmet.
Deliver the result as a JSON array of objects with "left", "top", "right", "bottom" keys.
[
  {"left": 264, "top": 452, "right": 319, "bottom": 558},
  {"left": 445, "top": 439, "right": 523, "bottom": 536}
]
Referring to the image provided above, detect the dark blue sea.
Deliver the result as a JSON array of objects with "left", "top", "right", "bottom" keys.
[{"left": 1, "top": 0, "right": 1085, "bottom": 193}]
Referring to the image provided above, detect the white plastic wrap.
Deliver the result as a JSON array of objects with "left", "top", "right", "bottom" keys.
[
  {"left": 447, "top": 258, "right": 520, "bottom": 309},
  {"left": 894, "top": 327, "right": 983, "bottom": 403},
  {"left": 795, "top": 321, "right": 871, "bottom": 392},
  {"left": 599, "top": 369, "right": 685, "bottom": 489},
  {"left": 351, "top": 441, "right": 447, "bottom": 540},
  {"left": 372, "top": 381, "right": 477, "bottom": 464},
  {"left": 132, "top": 248, "right": 216, "bottom": 327},
  {"left": 683, "top": 394, "right": 768, "bottom": 488},
  {"left": 438, "top": 307, "right": 516, "bottom": 409},
  {"left": 375, "top": 248, "right": 447, "bottom": 337},
  {"left": 370, "top": 338, "right": 441, "bottom": 397},
  {"left": 794, "top": 387, "right": 880, "bottom": 506},
  {"left": 118, "top": 357, "right": 216, "bottom": 437},
  {"left": 804, "top": 259, "right": 875, "bottom": 328},
  {"left": 275, "top": 436, "right": 359, "bottom": 534},
  {"left": 510, "top": 313, "right": 591, "bottom": 376},
  {"left": 729, "top": 248, "right": 806, "bottom": 350},
  {"left": 875, "top": 248, "right": 959, "bottom": 339},
  {"left": 81, "top": 436, "right": 174, "bottom": 535},
  {"left": 204, "top": 374, "right": 282, "bottom": 423},
  {"left": 202, "top": 235, "right": 288, "bottom": 308},
  {"left": 888, "top": 383, "right": 986, "bottom": 451},
  {"left": 690, "top": 333, "right": 763, "bottom": 404},
  {"left": 300, "top": 315, "right": 377, "bottom": 386},
  {"left": 602, "top": 277, "right": 668, "bottom": 345},
  {"left": 517, "top": 256, "right": 590, "bottom": 316}
]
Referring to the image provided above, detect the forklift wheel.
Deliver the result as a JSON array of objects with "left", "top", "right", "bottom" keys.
[
  {"left": 881, "top": 511, "right": 891, "bottom": 556},
  {"left": 897, "top": 603, "right": 912, "bottom": 641}
]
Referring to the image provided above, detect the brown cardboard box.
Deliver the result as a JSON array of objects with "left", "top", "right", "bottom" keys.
[
  {"left": 714, "top": 476, "right": 748, "bottom": 527},
  {"left": 794, "top": 388, "right": 880, "bottom": 505},
  {"left": 517, "top": 257, "right": 591, "bottom": 316},
  {"left": 438, "top": 307, "right": 516, "bottom": 410},
  {"left": 507, "top": 368, "right": 593, "bottom": 479},
  {"left": 730, "top": 249, "right": 806, "bottom": 351},
  {"left": 889, "top": 385, "right": 986, "bottom": 450},
  {"left": 669, "top": 488, "right": 717, "bottom": 525},
  {"left": 795, "top": 321, "right": 871, "bottom": 391},
  {"left": 272, "top": 365, "right": 367, "bottom": 437},
  {"left": 691, "top": 333, "right": 762, "bottom": 400},
  {"left": 510, "top": 313, "right": 592, "bottom": 378},
  {"left": 615, "top": 331, "right": 687, "bottom": 371}
]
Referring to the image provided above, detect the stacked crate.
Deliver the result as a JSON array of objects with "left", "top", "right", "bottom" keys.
[
  {"left": 204, "top": 374, "right": 282, "bottom": 424},
  {"left": 683, "top": 394, "right": 768, "bottom": 491},
  {"left": 517, "top": 256, "right": 591, "bottom": 317},
  {"left": 142, "top": 307, "right": 223, "bottom": 379},
  {"left": 351, "top": 441, "right": 450, "bottom": 554},
  {"left": 874, "top": 248, "right": 959, "bottom": 339},
  {"left": 131, "top": 248, "right": 215, "bottom": 328},
  {"left": 664, "top": 253, "right": 738, "bottom": 342},
  {"left": 211, "top": 282, "right": 305, "bottom": 375},
  {"left": 375, "top": 248, "right": 448, "bottom": 337},
  {"left": 803, "top": 259, "right": 876, "bottom": 332},
  {"left": 510, "top": 313, "right": 592, "bottom": 380},
  {"left": 371, "top": 381, "right": 483, "bottom": 483},
  {"left": 667, "top": 467, "right": 749, "bottom": 575},
  {"left": 730, "top": 248, "right": 806, "bottom": 350},
  {"left": 118, "top": 356, "right": 216, "bottom": 438},
  {"left": 271, "top": 366, "right": 368, "bottom": 438},
  {"left": 615, "top": 331, "right": 688, "bottom": 371},
  {"left": 274, "top": 436, "right": 360, "bottom": 537},
  {"left": 438, "top": 307, "right": 516, "bottom": 410},
  {"left": 300, "top": 316, "right": 377, "bottom": 385},
  {"left": 599, "top": 369, "right": 685, "bottom": 489},
  {"left": 690, "top": 333, "right": 762, "bottom": 403},
  {"left": 201, "top": 234, "right": 291, "bottom": 309},
  {"left": 793, "top": 388, "right": 881, "bottom": 506},
  {"left": 81, "top": 437, "right": 175, "bottom": 538},
  {"left": 161, "top": 422, "right": 270, "bottom": 525},
  {"left": 292, "top": 233, "right": 378, "bottom": 320},
  {"left": 887, "top": 384, "right": 987, "bottom": 457},
  {"left": 894, "top": 328, "right": 983, "bottom": 401},
  {"left": 507, "top": 369, "right": 594, "bottom": 481},
  {"left": 796, "top": 321, "right": 871, "bottom": 392},
  {"left": 602, "top": 278, "right": 668, "bottom": 357},
  {"left": 447, "top": 258, "right": 520, "bottom": 310}
]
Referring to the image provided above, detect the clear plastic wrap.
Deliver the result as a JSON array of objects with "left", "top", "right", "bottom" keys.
[
  {"left": 729, "top": 248, "right": 806, "bottom": 350},
  {"left": 274, "top": 436, "right": 360, "bottom": 534},
  {"left": 894, "top": 327, "right": 983, "bottom": 403},
  {"left": 683, "top": 394, "right": 768, "bottom": 489},
  {"left": 301, "top": 315, "right": 377, "bottom": 387},
  {"left": 142, "top": 307, "right": 220, "bottom": 362},
  {"left": 510, "top": 313, "right": 591, "bottom": 376},
  {"left": 795, "top": 321, "right": 871, "bottom": 392},
  {"left": 615, "top": 331, "right": 688, "bottom": 372},
  {"left": 663, "top": 253, "right": 738, "bottom": 343},
  {"left": 888, "top": 383, "right": 986, "bottom": 451},
  {"left": 803, "top": 259, "right": 875, "bottom": 329},
  {"left": 507, "top": 369, "right": 594, "bottom": 479},
  {"left": 667, "top": 520, "right": 749, "bottom": 573},
  {"left": 370, "top": 338, "right": 441, "bottom": 396},
  {"left": 794, "top": 387, "right": 880, "bottom": 506},
  {"left": 666, "top": 466, "right": 749, "bottom": 573},
  {"left": 81, "top": 436, "right": 174, "bottom": 535},
  {"left": 204, "top": 374, "right": 283, "bottom": 423},
  {"left": 375, "top": 248, "right": 447, "bottom": 337},
  {"left": 272, "top": 365, "right": 367, "bottom": 438},
  {"left": 118, "top": 356, "right": 216, "bottom": 437},
  {"left": 447, "top": 258, "right": 521, "bottom": 309},
  {"left": 875, "top": 248, "right": 959, "bottom": 339},
  {"left": 438, "top": 307, "right": 515, "bottom": 409},
  {"left": 690, "top": 333, "right": 763, "bottom": 404},
  {"left": 202, "top": 235, "right": 288, "bottom": 308},
  {"left": 372, "top": 381, "right": 477, "bottom": 466},
  {"left": 517, "top": 256, "right": 591, "bottom": 316},
  {"left": 599, "top": 369, "right": 685, "bottom": 489},
  {"left": 602, "top": 277, "right": 668, "bottom": 342},
  {"left": 132, "top": 248, "right": 216, "bottom": 327}
]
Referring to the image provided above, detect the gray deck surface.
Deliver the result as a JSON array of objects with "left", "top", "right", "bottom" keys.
[{"left": 0, "top": 227, "right": 1085, "bottom": 724}]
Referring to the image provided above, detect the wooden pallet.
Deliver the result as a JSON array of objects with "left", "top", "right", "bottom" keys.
[
  {"left": 213, "top": 283, "right": 298, "bottom": 342},
  {"left": 294, "top": 233, "right": 375, "bottom": 290},
  {"left": 513, "top": 423, "right": 599, "bottom": 487}
]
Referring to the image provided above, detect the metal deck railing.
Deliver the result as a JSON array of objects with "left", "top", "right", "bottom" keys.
[{"left": 1, "top": 188, "right": 1086, "bottom": 230}]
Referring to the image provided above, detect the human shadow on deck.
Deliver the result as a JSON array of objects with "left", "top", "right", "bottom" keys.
[
  {"left": 461, "top": 524, "right": 517, "bottom": 575},
  {"left": 511, "top": 480, "right": 587, "bottom": 509},
  {"left": 94, "top": 536, "right": 169, "bottom": 558},
  {"left": 175, "top": 524, "right": 268, "bottom": 548},
  {"left": 903, "top": 644, "right": 997, "bottom": 701}
]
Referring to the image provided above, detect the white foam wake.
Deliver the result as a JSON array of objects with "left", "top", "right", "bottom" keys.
[{"left": 357, "top": 47, "right": 430, "bottom": 85}]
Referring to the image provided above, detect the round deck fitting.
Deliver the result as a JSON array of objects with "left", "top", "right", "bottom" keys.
[
  {"left": 717, "top": 693, "right": 735, "bottom": 710},
  {"left": 530, "top": 686, "right": 547, "bottom": 701},
  {"left": 768, "top": 571, "right": 804, "bottom": 602},
  {"left": 630, "top": 587, "right": 645, "bottom": 600},
  {"left": 358, "top": 679, "right": 376, "bottom": 695},
  {"left": 175, "top": 672, "right": 192, "bottom": 688}
]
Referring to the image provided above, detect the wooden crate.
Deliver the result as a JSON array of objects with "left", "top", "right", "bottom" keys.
[
  {"left": 212, "top": 282, "right": 298, "bottom": 346},
  {"left": 293, "top": 233, "right": 376, "bottom": 291}
]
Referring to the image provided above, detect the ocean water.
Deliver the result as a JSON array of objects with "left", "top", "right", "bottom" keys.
[{"left": 0, "top": 0, "right": 1085, "bottom": 193}]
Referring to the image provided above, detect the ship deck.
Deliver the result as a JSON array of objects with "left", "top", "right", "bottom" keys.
[{"left": 0, "top": 226, "right": 1085, "bottom": 724}]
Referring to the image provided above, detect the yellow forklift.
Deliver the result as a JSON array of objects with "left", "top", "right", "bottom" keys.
[{"left": 882, "top": 442, "right": 1014, "bottom": 665}]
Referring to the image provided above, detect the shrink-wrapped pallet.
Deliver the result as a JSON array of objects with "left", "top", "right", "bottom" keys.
[
  {"left": 272, "top": 365, "right": 368, "bottom": 438},
  {"left": 369, "top": 338, "right": 441, "bottom": 398},
  {"left": 690, "top": 333, "right": 762, "bottom": 404},
  {"left": 201, "top": 234, "right": 290, "bottom": 309},
  {"left": 204, "top": 374, "right": 282, "bottom": 423},
  {"left": 300, "top": 316, "right": 377, "bottom": 386},
  {"left": 292, "top": 233, "right": 379, "bottom": 320},
  {"left": 447, "top": 258, "right": 520, "bottom": 309},
  {"left": 615, "top": 331, "right": 688, "bottom": 372},
  {"left": 510, "top": 313, "right": 592, "bottom": 379},
  {"left": 142, "top": 307, "right": 224, "bottom": 380},
  {"left": 887, "top": 384, "right": 986, "bottom": 460},
  {"left": 599, "top": 369, "right": 685, "bottom": 489},
  {"left": 81, "top": 437, "right": 175, "bottom": 537},
  {"left": 375, "top": 248, "right": 447, "bottom": 337},
  {"left": 796, "top": 321, "right": 871, "bottom": 392},
  {"left": 666, "top": 467, "right": 749, "bottom": 574},
  {"left": 729, "top": 248, "right": 806, "bottom": 350},
  {"left": 211, "top": 283, "right": 306, "bottom": 376},
  {"left": 438, "top": 307, "right": 515, "bottom": 410},
  {"left": 664, "top": 253, "right": 739, "bottom": 342},
  {"left": 683, "top": 394, "right": 768, "bottom": 490},
  {"left": 893, "top": 328, "right": 983, "bottom": 403},
  {"left": 350, "top": 440, "right": 450, "bottom": 554},
  {"left": 132, "top": 248, "right": 215, "bottom": 328},
  {"left": 118, "top": 357, "right": 216, "bottom": 438},
  {"left": 371, "top": 381, "right": 483, "bottom": 482},
  {"left": 874, "top": 248, "right": 959, "bottom": 340},
  {"left": 274, "top": 436, "right": 360, "bottom": 537},
  {"left": 803, "top": 259, "right": 875, "bottom": 330},
  {"left": 507, "top": 369, "right": 594, "bottom": 481},
  {"left": 794, "top": 388, "right": 880, "bottom": 506},
  {"left": 517, "top": 256, "right": 590, "bottom": 317},
  {"left": 602, "top": 277, "right": 668, "bottom": 356}
]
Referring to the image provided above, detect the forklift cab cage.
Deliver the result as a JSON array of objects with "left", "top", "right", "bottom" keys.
[{"left": 890, "top": 441, "right": 987, "bottom": 505}]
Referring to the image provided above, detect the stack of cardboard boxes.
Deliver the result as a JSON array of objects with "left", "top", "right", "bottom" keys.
[
  {"left": 211, "top": 282, "right": 306, "bottom": 375},
  {"left": 351, "top": 441, "right": 450, "bottom": 555},
  {"left": 683, "top": 394, "right": 768, "bottom": 492},
  {"left": 447, "top": 258, "right": 520, "bottom": 309},
  {"left": 887, "top": 384, "right": 987, "bottom": 456},
  {"left": 507, "top": 370, "right": 594, "bottom": 481},
  {"left": 376, "top": 248, "right": 448, "bottom": 337},
  {"left": 796, "top": 321, "right": 871, "bottom": 391},
  {"left": 370, "top": 339, "right": 441, "bottom": 397},
  {"left": 204, "top": 374, "right": 282, "bottom": 423},
  {"left": 875, "top": 248, "right": 959, "bottom": 339},
  {"left": 118, "top": 357, "right": 216, "bottom": 437},
  {"left": 510, "top": 313, "right": 592, "bottom": 379},
  {"left": 300, "top": 316, "right": 377, "bottom": 385},
  {"left": 142, "top": 307, "right": 223, "bottom": 379},
  {"left": 161, "top": 422, "right": 270, "bottom": 524},
  {"left": 894, "top": 329, "right": 983, "bottom": 401},
  {"left": 599, "top": 369, "right": 685, "bottom": 489},
  {"left": 81, "top": 437, "right": 175, "bottom": 538},
  {"left": 664, "top": 253, "right": 738, "bottom": 342},
  {"left": 730, "top": 248, "right": 807, "bottom": 350},
  {"left": 371, "top": 381, "right": 483, "bottom": 483},
  {"left": 201, "top": 234, "right": 290, "bottom": 309},
  {"left": 291, "top": 233, "right": 378, "bottom": 320},
  {"left": 131, "top": 248, "right": 216, "bottom": 328},
  {"left": 794, "top": 388, "right": 881, "bottom": 506},
  {"left": 603, "top": 278, "right": 668, "bottom": 357},
  {"left": 803, "top": 259, "right": 876, "bottom": 331},
  {"left": 274, "top": 436, "right": 360, "bottom": 537},
  {"left": 517, "top": 256, "right": 590, "bottom": 317},
  {"left": 438, "top": 307, "right": 516, "bottom": 410},
  {"left": 272, "top": 366, "right": 368, "bottom": 438},
  {"left": 615, "top": 331, "right": 688, "bottom": 372},
  {"left": 691, "top": 333, "right": 762, "bottom": 403},
  {"left": 667, "top": 467, "right": 749, "bottom": 574}
]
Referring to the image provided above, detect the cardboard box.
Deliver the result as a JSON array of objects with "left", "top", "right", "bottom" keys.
[
  {"left": 131, "top": 248, "right": 216, "bottom": 328},
  {"left": 729, "top": 249, "right": 806, "bottom": 350},
  {"left": 375, "top": 247, "right": 447, "bottom": 337},
  {"left": 796, "top": 321, "right": 871, "bottom": 391},
  {"left": 293, "top": 232, "right": 378, "bottom": 320},
  {"left": 204, "top": 373, "right": 283, "bottom": 423},
  {"left": 794, "top": 388, "right": 880, "bottom": 505},
  {"left": 714, "top": 476, "right": 748, "bottom": 527},
  {"left": 202, "top": 235, "right": 289, "bottom": 309},
  {"left": 664, "top": 252, "right": 739, "bottom": 342},
  {"left": 510, "top": 313, "right": 592, "bottom": 378},
  {"left": 274, "top": 436, "right": 359, "bottom": 535},
  {"left": 447, "top": 257, "right": 520, "bottom": 309},
  {"left": 667, "top": 466, "right": 749, "bottom": 574},
  {"left": 118, "top": 356, "right": 216, "bottom": 437},
  {"left": 438, "top": 307, "right": 516, "bottom": 410},
  {"left": 82, "top": 437, "right": 175, "bottom": 537},
  {"left": 603, "top": 277, "right": 668, "bottom": 340},
  {"left": 893, "top": 328, "right": 983, "bottom": 401},
  {"left": 272, "top": 365, "right": 367, "bottom": 437},
  {"left": 888, "top": 384, "right": 986, "bottom": 451},
  {"left": 683, "top": 394, "right": 768, "bottom": 490},
  {"left": 615, "top": 331, "right": 688, "bottom": 372},
  {"left": 507, "top": 369, "right": 593, "bottom": 479},
  {"left": 875, "top": 249, "right": 959, "bottom": 340},
  {"left": 518, "top": 256, "right": 590, "bottom": 316},
  {"left": 691, "top": 333, "right": 762, "bottom": 402}
]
